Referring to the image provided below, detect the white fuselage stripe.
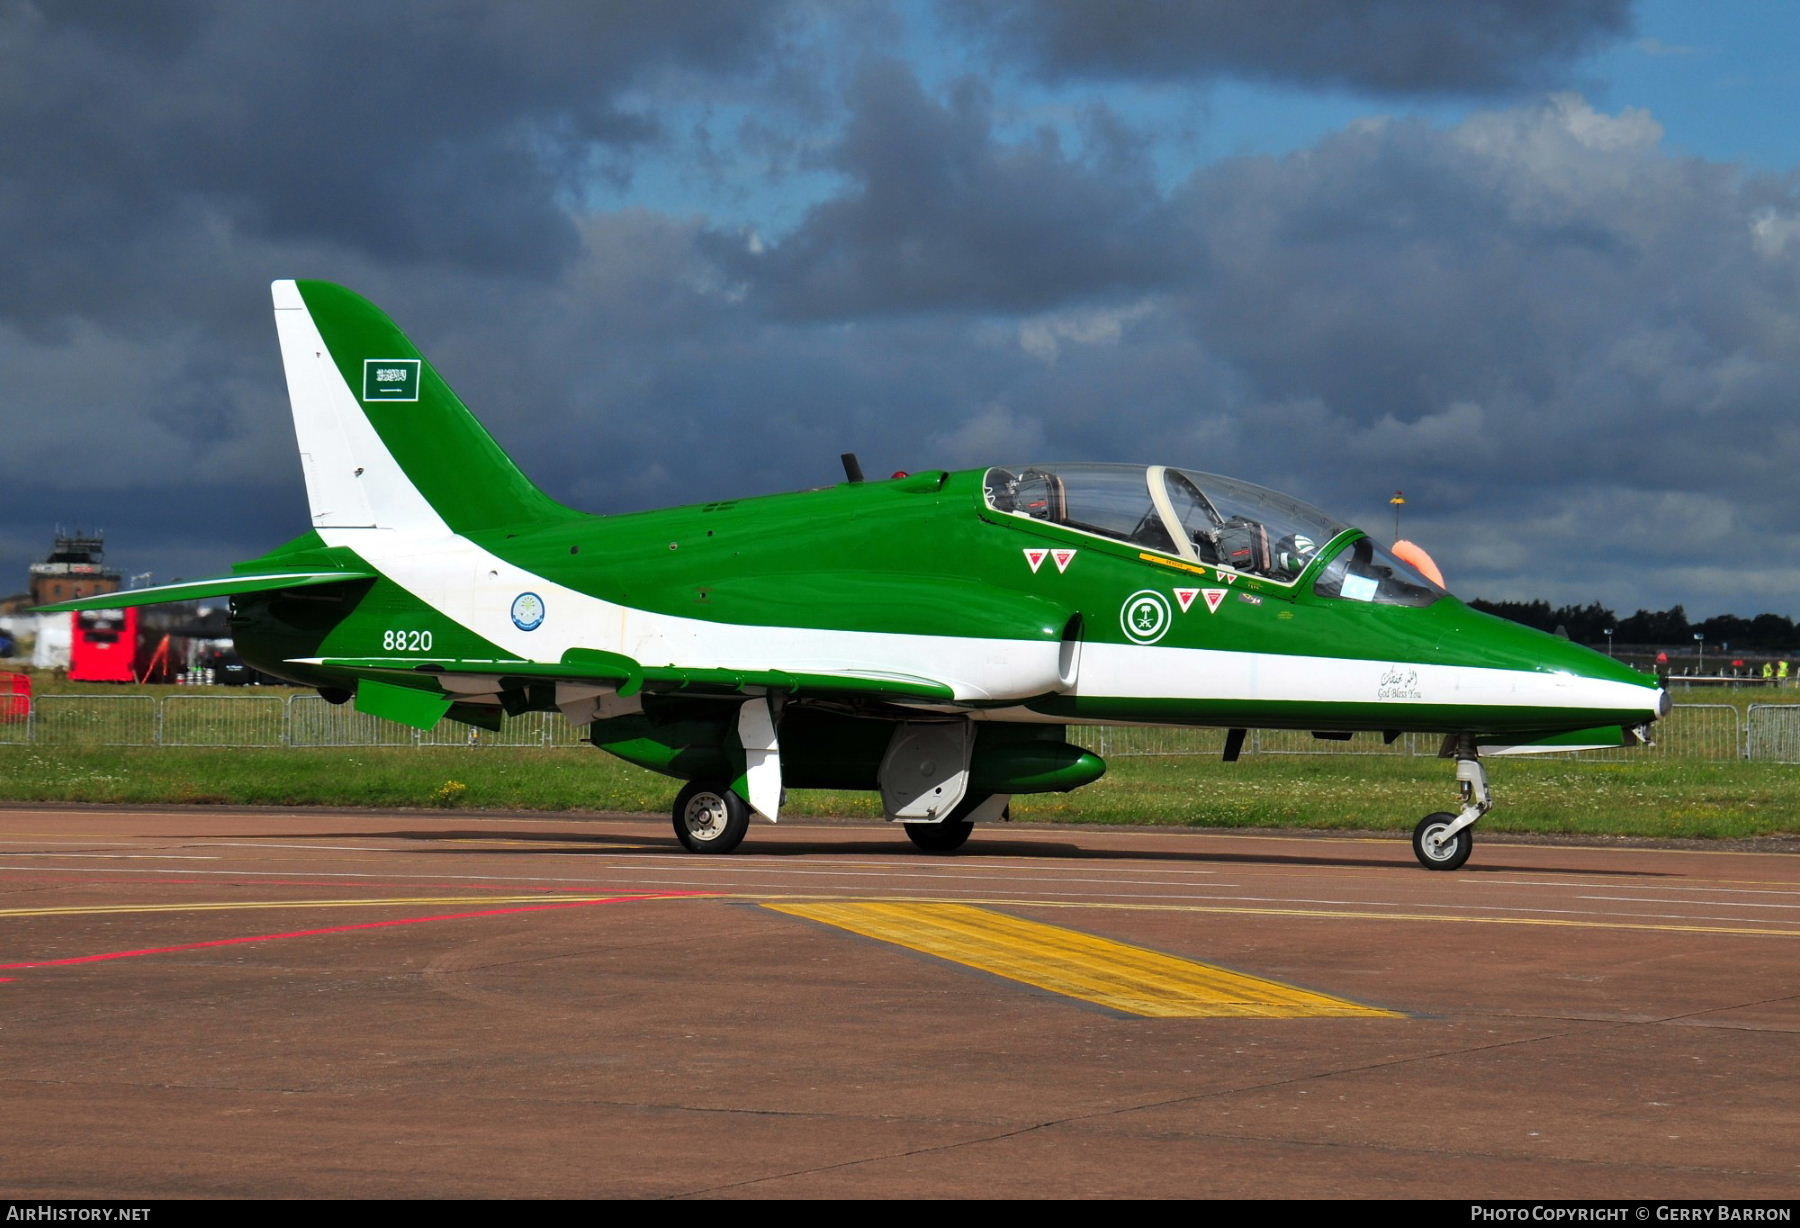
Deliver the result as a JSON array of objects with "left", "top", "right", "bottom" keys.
[{"left": 320, "top": 525, "right": 1655, "bottom": 717}]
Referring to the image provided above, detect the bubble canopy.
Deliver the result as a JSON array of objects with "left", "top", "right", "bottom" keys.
[{"left": 982, "top": 463, "right": 1445, "bottom": 607}]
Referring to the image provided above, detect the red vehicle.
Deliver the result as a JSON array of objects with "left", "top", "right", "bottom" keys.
[
  {"left": 69, "top": 607, "right": 140, "bottom": 683},
  {"left": 0, "top": 672, "right": 27, "bottom": 722}
]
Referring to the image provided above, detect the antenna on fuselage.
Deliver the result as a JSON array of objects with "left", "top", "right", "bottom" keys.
[{"left": 841, "top": 453, "right": 865, "bottom": 483}]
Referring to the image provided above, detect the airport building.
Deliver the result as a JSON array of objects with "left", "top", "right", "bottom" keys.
[{"left": 28, "top": 531, "right": 121, "bottom": 608}]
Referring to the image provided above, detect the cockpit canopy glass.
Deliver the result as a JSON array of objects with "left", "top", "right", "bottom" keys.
[
  {"left": 983, "top": 463, "right": 1444, "bottom": 605},
  {"left": 984, "top": 463, "right": 1348, "bottom": 582},
  {"left": 1311, "top": 536, "right": 1445, "bottom": 607}
]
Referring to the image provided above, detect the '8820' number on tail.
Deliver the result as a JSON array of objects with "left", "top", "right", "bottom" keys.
[{"left": 382, "top": 629, "right": 434, "bottom": 652}]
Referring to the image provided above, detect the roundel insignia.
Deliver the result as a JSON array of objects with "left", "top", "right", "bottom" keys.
[
  {"left": 510, "top": 591, "right": 546, "bottom": 631},
  {"left": 1120, "top": 589, "right": 1172, "bottom": 645}
]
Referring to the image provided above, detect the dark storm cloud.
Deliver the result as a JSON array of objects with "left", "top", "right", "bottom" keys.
[
  {"left": 1159, "top": 98, "right": 1797, "bottom": 489},
  {"left": 0, "top": 0, "right": 790, "bottom": 327},
  {"left": 402, "top": 209, "right": 1038, "bottom": 514},
  {"left": 0, "top": 0, "right": 797, "bottom": 592},
  {"left": 1146, "top": 99, "right": 1799, "bottom": 611},
  {"left": 719, "top": 59, "right": 1171, "bottom": 317},
  {"left": 949, "top": 0, "right": 1634, "bottom": 96},
  {"left": 719, "top": 75, "right": 1795, "bottom": 613}
]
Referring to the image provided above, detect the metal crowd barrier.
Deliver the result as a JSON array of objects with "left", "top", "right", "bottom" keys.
[
  {"left": 1, "top": 693, "right": 1796, "bottom": 763},
  {"left": 1748, "top": 705, "right": 1800, "bottom": 763}
]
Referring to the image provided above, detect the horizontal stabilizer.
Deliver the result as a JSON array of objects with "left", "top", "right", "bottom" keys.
[
  {"left": 35, "top": 570, "right": 374, "bottom": 613},
  {"left": 355, "top": 678, "right": 454, "bottom": 731}
]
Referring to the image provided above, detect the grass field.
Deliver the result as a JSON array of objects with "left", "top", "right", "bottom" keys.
[
  {"left": 2, "top": 743, "right": 1793, "bottom": 842},
  {"left": 3, "top": 670, "right": 1794, "bottom": 841}
]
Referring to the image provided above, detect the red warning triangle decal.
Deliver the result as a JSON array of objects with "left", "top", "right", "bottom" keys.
[
  {"left": 1024, "top": 549, "right": 1047, "bottom": 573},
  {"left": 1174, "top": 588, "right": 1199, "bottom": 613},
  {"left": 1202, "top": 589, "right": 1228, "bottom": 613},
  {"left": 1051, "top": 549, "right": 1077, "bottom": 573}
]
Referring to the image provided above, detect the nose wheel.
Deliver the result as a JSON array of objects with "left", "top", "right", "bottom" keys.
[
  {"left": 1412, "top": 738, "right": 1490, "bottom": 870},
  {"left": 1413, "top": 811, "right": 1473, "bottom": 870}
]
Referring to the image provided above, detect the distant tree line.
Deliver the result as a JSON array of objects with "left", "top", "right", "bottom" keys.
[{"left": 1467, "top": 600, "right": 1799, "bottom": 652}]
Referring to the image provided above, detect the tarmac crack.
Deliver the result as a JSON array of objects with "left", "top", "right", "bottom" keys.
[
  {"left": 1449, "top": 1001, "right": 1800, "bottom": 1031},
  {"left": 665, "top": 1025, "right": 1615, "bottom": 1197},
  {"left": 669, "top": 1098, "right": 1792, "bottom": 1199},
  {"left": 667, "top": 1009, "right": 1800, "bottom": 1197},
  {"left": 1646, "top": 993, "right": 1799, "bottom": 1028}
]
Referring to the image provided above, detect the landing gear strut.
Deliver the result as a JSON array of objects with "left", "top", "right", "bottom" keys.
[{"left": 1412, "top": 737, "right": 1490, "bottom": 871}]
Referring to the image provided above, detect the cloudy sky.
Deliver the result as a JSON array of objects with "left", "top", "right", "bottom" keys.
[{"left": 3, "top": 0, "right": 1795, "bottom": 620}]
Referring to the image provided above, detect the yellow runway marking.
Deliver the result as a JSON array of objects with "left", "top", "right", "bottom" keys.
[
  {"left": 765, "top": 900, "right": 1399, "bottom": 1019},
  {"left": 0, "top": 895, "right": 648, "bottom": 920},
  {"left": 744, "top": 894, "right": 1798, "bottom": 938}
]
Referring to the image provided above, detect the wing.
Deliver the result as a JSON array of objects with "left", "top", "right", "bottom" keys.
[
  {"left": 34, "top": 570, "right": 375, "bottom": 612},
  {"left": 288, "top": 650, "right": 955, "bottom": 730}
]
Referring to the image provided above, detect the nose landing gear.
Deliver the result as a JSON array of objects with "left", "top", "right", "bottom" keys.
[{"left": 1413, "top": 737, "right": 1490, "bottom": 871}]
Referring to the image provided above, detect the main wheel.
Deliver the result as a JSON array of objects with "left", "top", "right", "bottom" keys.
[
  {"left": 905, "top": 818, "right": 973, "bottom": 853},
  {"left": 673, "top": 781, "right": 750, "bottom": 854},
  {"left": 1412, "top": 811, "right": 1472, "bottom": 871},
  {"left": 902, "top": 794, "right": 1007, "bottom": 853}
]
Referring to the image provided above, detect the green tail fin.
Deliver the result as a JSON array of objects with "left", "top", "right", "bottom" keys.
[{"left": 273, "top": 279, "right": 578, "bottom": 536}]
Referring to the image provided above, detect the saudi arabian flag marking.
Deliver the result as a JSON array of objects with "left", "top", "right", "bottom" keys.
[{"left": 363, "top": 358, "right": 421, "bottom": 402}]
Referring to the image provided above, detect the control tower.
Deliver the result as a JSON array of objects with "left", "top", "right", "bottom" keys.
[{"left": 28, "top": 531, "right": 121, "bottom": 608}]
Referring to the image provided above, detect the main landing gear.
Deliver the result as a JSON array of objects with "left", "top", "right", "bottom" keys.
[
  {"left": 672, "top": 780, "right": 750, "bottom": 854},
  {"left": 900, "top": 788, "right": 1015, "bottom": 846},
  {"left": 1412, "top": 737, "right": 1490, "bottom": 871},
  {"left": 905, "top": 818, "right": 973, "bottom": 853},
  {"left": 903, "top": 793, "right": 1009, "bottom": 854}
]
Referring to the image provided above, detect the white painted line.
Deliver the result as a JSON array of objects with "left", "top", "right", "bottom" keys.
[
  {"left": 1, "top": 853, "right": 220, "bottom": 861},
  {"left": 1578, "top": 895, "right": 1800, "bottom": 910},
  {"left": 0, "top": 840, "right": 140, "bottom": 846},
  {"left": 1474, "top": 878, "right": 1799, "bottom": 896},
  {"left": 194, "top": 842, "right": 397, "bottom": 852}
]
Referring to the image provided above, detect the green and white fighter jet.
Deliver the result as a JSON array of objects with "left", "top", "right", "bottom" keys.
[{"left": 42, "top": 281, "right": 1670, "bottom": 869}]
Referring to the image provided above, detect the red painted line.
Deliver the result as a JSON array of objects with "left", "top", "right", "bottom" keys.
[
  {"left": 216, "top": 880, "right": 650, "bottom": 893},
  {"left": 0, "top": 891, "right": 715, "bottom": 974},
  {"left": 210, "top": 880, "right": 615, "bottom": 891},
  {"left": 0, "top": 873, "right": 219, "bottom": 885},
  {"left": 0, "top": 874, "right": 647, "bottom": 892}
]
